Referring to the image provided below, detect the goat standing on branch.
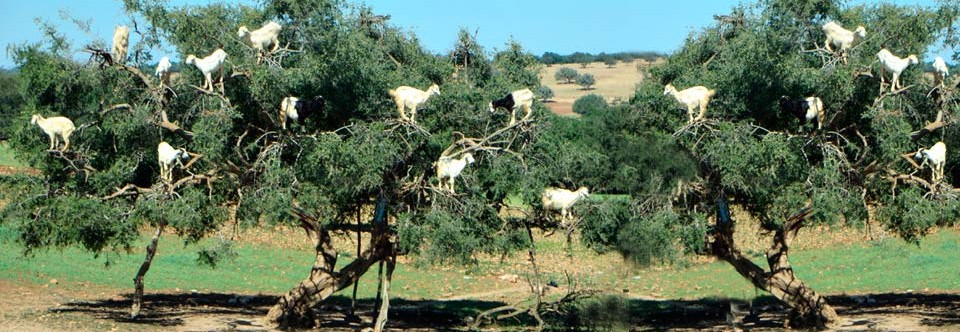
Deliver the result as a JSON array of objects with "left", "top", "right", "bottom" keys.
[
  {"left": 157, "top": 141, "right": 190, "bottom": 183},
  {"left": 185, "top": 49, "right": 228, "bottom": 92},
  {"left": 31, "top": 114, "right": 76, "bottom": 151},
  {"left": 933, "top": 56, "right": 950, "bottom": 88},
  {"left": 489, "top": 88, "right": 534, "bottom": 125},
  {"left": 915, "top": 141, "right": 947, "bottom": 183},
  {"left": 238, "top": 21, "right": 282, "bottom": 64},
  {"left": 435, "top": 153, "right": 475, "bottom": 193},
  {"left": 877, "top": 48, "right": 918, "bottom": 92},
  {"left": 779, "top": 96, "right": 825, "bottom": 130},
  {"left": 279, "top": 96, "right": 325, "bottom": 130},
  {"left": 388, "top": 84, "right": 440, "bottom": 123},
  {"left": 664, "top": 84, "right": 716, "bottom": 124},
  {"left": 821, "top": 21, "right": 865, "bottom": 64},
  {"left": 541, "top": 187, "right": 590, "bottom": 223},
  {"left": 112, "top": 25, "right": 130, "bottom": 65}
]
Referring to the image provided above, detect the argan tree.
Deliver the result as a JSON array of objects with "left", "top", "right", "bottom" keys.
[
  {"left": 578, "top": 0, "right": 960, "bottom": 327},
  {"left": 0, "top": 0, "right": 563, "bottom": 329}
]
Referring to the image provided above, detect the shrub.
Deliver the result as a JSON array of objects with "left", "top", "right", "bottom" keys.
[
  {"left": 555, "top": 67, "right": 578, "bottom": 84},
  {"left": 572, "top": 94, "right": 607, "bottom": 115},
  {"left": 536, "top": 85, "right": 554, "bottom": 102},
  {"left": 576, "top": 73, "right": 596, "bottom": 90}
]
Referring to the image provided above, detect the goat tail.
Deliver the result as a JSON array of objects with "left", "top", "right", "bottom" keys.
[
  {"left": 388, "top": 89, "right": 397, "bottom": 98},
  {"left": 707, "top": 89, "right": 717, "bottom": 98}
]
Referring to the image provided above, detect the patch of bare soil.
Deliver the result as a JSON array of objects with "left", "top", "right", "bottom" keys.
[{"left": 0, "top": 165, "right": 40, "bottom": 176}]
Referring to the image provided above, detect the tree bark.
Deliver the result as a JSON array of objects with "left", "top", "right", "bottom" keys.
[
  {"left": 266, "top": 206, "right": 392, "bottom": 328},
  {"left": 131, "top": 221, "right": 166, "bottom": 318},
  {"left": 712, "top": 202, "right": 838, "bottom": 327},
  {"left": 373, "top": 253, "right": 396, "bottom": 332}
]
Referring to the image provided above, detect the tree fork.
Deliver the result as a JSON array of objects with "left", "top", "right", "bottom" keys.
[
  {"left": 712, "top": 199, "right": 837, "bottom": 327},
  {"left": 131, "top": 221, "right": 166, "bottom": 318}
]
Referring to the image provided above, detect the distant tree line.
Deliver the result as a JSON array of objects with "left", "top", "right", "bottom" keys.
[{"left": 538, "top": 51, "right": 664, "bottom": 66}]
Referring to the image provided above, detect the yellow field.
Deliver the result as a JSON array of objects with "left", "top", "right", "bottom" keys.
[{"left": 540, "top": 59, "right": 662, "bottom": 115}]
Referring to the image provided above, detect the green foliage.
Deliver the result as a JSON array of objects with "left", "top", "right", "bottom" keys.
[
  {"left": 536, "top": 85, "right": 554, "bottom": 102},
  {"left": 0, "top": 70, "right": 24, "bottom": 140},
  {"left": 576, "top": 73, "right": 596, "bottom": 90},
  {"left": 604, "top": 57, "right": 618, "bottom": 68},
  {"left": 572, "top": 94, "right": 607, "bottom": 115},
  {"left": 554, "top": 67, "right": 578, "bottom": 84}
]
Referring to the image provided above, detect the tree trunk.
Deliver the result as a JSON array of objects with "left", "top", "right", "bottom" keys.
[
  {"left": 373, "top": 253, "right": 396, "bottom": 332},
  {"left": 267, "top": 205, "right": 392, "bottom": 328},
  {"left": 131, "top": 221, "right": 166, "bottom": 318},
  {"left": 712, "top": 202, "right": 838, "bottom": 327}
]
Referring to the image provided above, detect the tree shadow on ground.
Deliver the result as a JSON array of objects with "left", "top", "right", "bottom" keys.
[
  {"left": 625, "top": 292, "right": 960, "bottom": 331},
  {"left": 48, "top": 291, "right": 960, "bottom": 330},
  {"left": 51, "top": 292, "right": 507, "bottom": 330}
]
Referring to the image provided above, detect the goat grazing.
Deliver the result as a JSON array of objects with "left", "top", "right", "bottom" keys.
[
  {"left": 388, "top": 84, "right": 440, "bottom": 123},
  {"left": 915, "top": 141, "right": 947, "bottom": 183},
  {"left": 664, "top": 84, "right": 716, "bottom": 124},
  {"left": 155, "top": 56, "right": 172, "bottom": 83},
  {"left": 185, "top": 49, "right": 228, "bottom": 92},
  {"left": 821, "top": 21, "right": 865, "bottom": 63},
  {"left": 779, "top": 96, "right": 825, "bottom": 130},
  {"left": 877, "top": 48, "right": 918, "bottom": 92},
  {"left": 933, "top": 56, "right": 949, "bottom": 87},
  {"left": 489, "top": 88, "right": 535, "bottom": 125},
  {"left": 542, "top": 187, "right": 590, "bottom": 222},
  {"left": 279, "top": 96, "right": 326, "bottom": 130},
  {"left": 238, "top": 21, "right": 282, "bottom": 64},
  {"left": 111, "top": 25, "right": 130, "bottom": 64},
  {"left": 157, "top": 141, "right": 190, "bottom": 183},
  {"left": 435, "top": 153, "right": 475, "bottom": 193},
  {"left": 31, "top": 114, "right": 76, "bottom": 151}
]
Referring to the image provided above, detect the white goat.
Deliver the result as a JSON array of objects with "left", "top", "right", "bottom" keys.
[
  {"left": 821, "top": 21, "right": 865, "bottom": 63},
  {"left": 664, "top": 84, "right": 716, "bottom": 124},
  {"left": 279, "top": 96, "right": 325, "bottom": 130},
  {"left": 388, "top": 84, "right": 440, "bottom": 123},
  {"left": 542, "top": 187, "right": 590, "bottom": 222},
  {"left": 111, "top": 25, "right": 130, "bottom": 64},
  {"left": 238, "top": 21, "right": 282, "bottom": 64},
  {"left": 877, "top": 48, "right": 919, "bottom": 92},
  {"left": 779, "top": 96, "right": 825, "bottom": 130},
  {"left": 915, "top": 141, "right": 947, "bottom": 183},
  {"left": 155, "top": 56, "right": 172, "bottom": 84},
  {"left": 933, "top": 56, "right": 949, "bottom": 87},
  {"left": 185, "top": 49, "right": 228, "bottom": 91},
  {"left": 489, "top": 88, "right": 535, "bottom": 125},
  {"left": 31, "top": 114, "right": 76, "bottom": 151},
  {"left": 157, "top": 141, "right": 190, "bottom": 183},
  {"left": 435, "top": 153, "right": 475, "bottom": 193}
]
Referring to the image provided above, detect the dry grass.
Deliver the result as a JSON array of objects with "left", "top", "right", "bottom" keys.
[{"left": 540, "top": 59, "right": 662, "bottom": 115}]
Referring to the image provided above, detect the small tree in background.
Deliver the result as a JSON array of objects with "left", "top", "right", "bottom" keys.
[
  {"left": 572, "top": 94, "right": 607, "bottom": 115},
  {"left": 537, "top": 85, "right": 554, "bottom": 102},
  {"left": 576, "top": 73, "right": 596, "bottom": 90},
  {"left": 540, "top": 52, "right": 560, "bottom": 66},
  {"left": 604, "top": 57, "right": 618, "bottom": 68},
  {"left": 555, "top": 67, "right": 578, "bottom": 84}
]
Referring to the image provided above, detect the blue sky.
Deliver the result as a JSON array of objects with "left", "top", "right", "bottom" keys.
[{"left": 1, "top": 0, "right": 953, "bottom": 68}]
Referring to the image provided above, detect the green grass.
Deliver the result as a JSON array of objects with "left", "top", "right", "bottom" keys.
[
  {"left": 0, "top": 141, "right": 26, "bottom": 168},
  {"left": 1, "top": 224, "right": 959, "bottom": 303}
]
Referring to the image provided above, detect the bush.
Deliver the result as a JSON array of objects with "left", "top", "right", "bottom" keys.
[
  {"left": 554, "top": 67, "right": 578, "bottom": 84},
  {"left": 604, "top": 58, "right": 618, "bottom": 68},
  {"left": 576, "top": 73, "right": 596, "bottom": 90},
  {"left": 572, "top": 94, "right": 607, "bottom": 115},
  {"left": 536, "top": 85, "right": 554, "bottom": 102}
]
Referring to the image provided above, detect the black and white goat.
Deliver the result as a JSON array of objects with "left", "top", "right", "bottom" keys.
[
  {"left": 779, "top": 96, "right": 825, "bottom": 130},
  {"left": 279, "top": 96, "right": 326, "bottom": 130},
  {"left": 489, "top": 88, "right": 534, "bottom": 125}
]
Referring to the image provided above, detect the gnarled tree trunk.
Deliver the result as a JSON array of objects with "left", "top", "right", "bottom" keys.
[
  {"left": 267, "top": 201, "right": 393, "bottom": 329},
  {"left": 131, "top": 221, "right": 166, "bottom": 318},
  {"left": 712, "top": 201, "right": 838, "bottom": 327}
]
